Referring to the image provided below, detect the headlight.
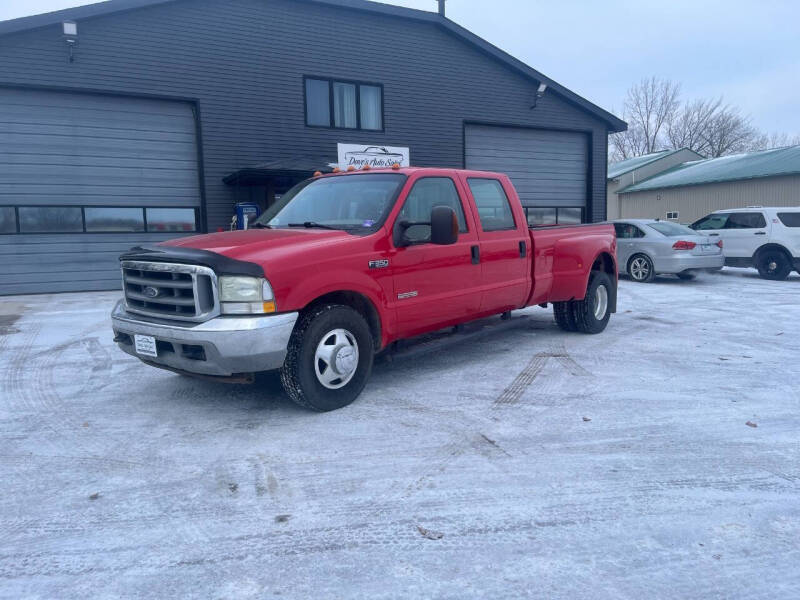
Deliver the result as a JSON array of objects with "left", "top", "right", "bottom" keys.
[{"left": 218, "top": 276, "right": 276, "bottom": 314}]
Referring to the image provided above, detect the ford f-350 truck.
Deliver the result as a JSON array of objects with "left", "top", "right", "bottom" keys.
[{"left": 112, "top": 167, "right": 617, "bottom": 411}]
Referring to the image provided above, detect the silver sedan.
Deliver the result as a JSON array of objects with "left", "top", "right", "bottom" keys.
[{"left": 610, "top": 219, "right": 725, "bottom": 282}]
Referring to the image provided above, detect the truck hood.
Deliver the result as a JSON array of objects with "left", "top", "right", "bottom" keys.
[{"left": 160, "top": 227, "right": 352, "bottom": 264}]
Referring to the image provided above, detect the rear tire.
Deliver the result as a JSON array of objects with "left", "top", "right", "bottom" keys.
[
  {"left": 756, "top": 249, "right": 792, "bottom": 281},
  {"left": 573, "top": 271, "right": 613, "bottom": 334},
  {"left": 553, "top": 301, "right": 578, "bottom": 332},
  {"left": 677, "top": 271, "right": 696, "bottom": 280},
  {"left": 628, "top": 254, "right": 655, "bottom": 283},
  {"left": 280, "top": 304, "right": 374, "bottom": 412}
]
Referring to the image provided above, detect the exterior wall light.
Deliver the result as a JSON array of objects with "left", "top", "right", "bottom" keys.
[
  {"left": 62, "top": 21, "right": 78, "bottom": 62},
  {"left": 531, "top": 82, "right": 547, "bottom": 109}
]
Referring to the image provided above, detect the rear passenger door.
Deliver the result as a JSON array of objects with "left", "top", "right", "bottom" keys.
[
  {"left": 464, "top": 177, "right": 529, "bottom": 313},
  {"left": 613, "top": 222, "right": 646, "bottom": 269},
  {"left": 721, "top": 212, "right": 769, "bottom": 258}
]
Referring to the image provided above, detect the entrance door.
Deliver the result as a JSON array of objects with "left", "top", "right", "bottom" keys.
[{"left": 390, "top": 176, "right": 481, "bottom": 338}]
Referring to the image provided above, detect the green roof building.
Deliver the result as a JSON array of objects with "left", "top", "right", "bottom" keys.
[{"left": 608, "top": 146, "right": 800, "bottom": 222}]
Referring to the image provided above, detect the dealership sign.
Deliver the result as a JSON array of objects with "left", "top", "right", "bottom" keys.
[{"left": 336, "top": 144, "right": 410, "bottom": 169}]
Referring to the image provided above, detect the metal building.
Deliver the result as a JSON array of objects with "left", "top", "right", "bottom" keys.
[
  {"left": 610, "top": 146, "right": 800, "bottom": 224},
  {"left": 0, "top": 0, "right": 625, "bottom": 295}
]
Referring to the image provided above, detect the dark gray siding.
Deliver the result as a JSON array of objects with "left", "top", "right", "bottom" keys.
[
  {"left": 465, "top": 124, "right": 588, "bottom": 208},
  {"left": 0, "top": 0, "right": 610, "bottom": 242}
]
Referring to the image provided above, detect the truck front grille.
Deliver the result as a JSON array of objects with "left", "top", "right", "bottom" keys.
[{"left": 121, "top": 260, "right": 219, "bottom": 322}]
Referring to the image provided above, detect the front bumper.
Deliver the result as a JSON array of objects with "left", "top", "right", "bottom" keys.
[
  {"left": 112, "top": 300, "right": 298, "bottom": 376},
  {"left": 654, "top": 254, "right": 725, "bottom": 274}
]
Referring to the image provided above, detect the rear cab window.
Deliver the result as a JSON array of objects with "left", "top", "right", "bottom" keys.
[
  {"left": 777, "top": 212, "right": 800, "bottom": 227},
  {"left": 466, "top": 178, "right": 516, "bottom": 232}
]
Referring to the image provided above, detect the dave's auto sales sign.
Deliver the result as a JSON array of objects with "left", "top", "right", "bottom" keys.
[{"left": 337, "top": 144, "right": 410, "bottom": 169}]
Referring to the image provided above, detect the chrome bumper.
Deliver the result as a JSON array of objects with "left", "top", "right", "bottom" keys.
[
  {"left": 111, "top": 300, "right": 298, "bottom": 376},
  {"left": 655, "top": 254, "right": 725, "bottom": 274}
]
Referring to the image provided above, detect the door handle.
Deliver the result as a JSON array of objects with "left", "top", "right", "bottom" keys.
[
  {"left": 471, "top": 245, "right": 480, "bottom": 264},
  {"left": 519, "top": 240, "right": 527, "bottom": 258},
  {"left": 754, "top": 231, "right": 766, "bottom": 235},
  {"left": 708, "top": 233, "right": 720, "bottom": 236}
]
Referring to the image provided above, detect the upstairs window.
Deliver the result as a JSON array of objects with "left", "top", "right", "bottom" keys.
[{"left": 304, "top": 77, "right": 383, "bottom": 131}]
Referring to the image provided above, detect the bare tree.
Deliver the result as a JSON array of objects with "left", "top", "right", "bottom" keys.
[
  {"left": 701, "top": 107, "right": 757, "bottom": 157},
  {"left": 666, "top": 97, "right": 723, "bottom": 156},
  {"left": 609, "top": 77, "right": 680, "bottom": 162},
  {"left": 747, "top": 131, "right": 800, "bottom": 151}
]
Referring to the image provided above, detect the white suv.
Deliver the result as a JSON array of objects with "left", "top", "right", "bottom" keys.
[{"left": 691, "top": 207, "right": 800, "bottom": 280}]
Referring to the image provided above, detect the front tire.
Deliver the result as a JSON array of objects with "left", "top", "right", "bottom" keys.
[
  {"left": 280, "top": 304, "right": 374, "bottom": 411},
  {"left": 628, "top": 254, "right": 655, "bottom": 282},
  {"left": 756, "top": 249, "right": 792, "bottom": 281},
  {"left": 572, "top": 271, "right": 613, "bottom": 334}
]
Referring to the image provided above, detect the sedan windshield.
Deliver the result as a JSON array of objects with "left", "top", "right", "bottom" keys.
[
  {"left": 647, "top": 222, "right": 698, "bottom": 237},
  {"left": 254, "top": 173, "right": 407, "bottom": 232}
]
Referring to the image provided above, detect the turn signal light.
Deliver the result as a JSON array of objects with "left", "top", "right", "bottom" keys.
[
  {"left": 716, "top": 239, "right": 724, "bottom": 248},
  {"left": 672, "top": 240, "right": 697, "bottom": 250}
]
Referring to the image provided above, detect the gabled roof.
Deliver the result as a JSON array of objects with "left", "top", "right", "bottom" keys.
[
  {"left": 0, "top": 0, "right": 627, "bottom": 132},
  {"left": 618, "top": 145, "right": 800, "bottom": 193},
  {"left": 607, "top": 150, "right": 673, "bottom": 179}
]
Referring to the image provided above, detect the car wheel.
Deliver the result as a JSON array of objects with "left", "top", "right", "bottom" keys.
[
  {"left": 628, "top": 254, "right": 655, "bottom": 282},
  {"left": 677, "top": 271, "right": 696, "bottom": 280},
  {"left": 553, "top": 301, "right": 578, "bottom": 332},
  {"left": 756, "top": 249, "right": 792, "bottom": 281},
  {"left": 573, "top": 271, "right": 613, "bottom": 334},
  {"left": 280, "top": 304, "right": 374, "bottom": 411}
]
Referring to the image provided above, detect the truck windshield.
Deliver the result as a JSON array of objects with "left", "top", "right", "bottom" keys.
[{"left": 254, "top": 173, "right": 407, "bottom": 232}]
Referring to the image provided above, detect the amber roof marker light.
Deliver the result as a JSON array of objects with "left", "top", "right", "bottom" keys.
[{"left": 392, "top": 163, "right": 401, "bottom": 170}]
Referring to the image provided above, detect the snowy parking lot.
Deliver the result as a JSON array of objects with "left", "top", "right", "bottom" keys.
[{"left": 1, "top": 268, "right": 799, "bottom": 598}]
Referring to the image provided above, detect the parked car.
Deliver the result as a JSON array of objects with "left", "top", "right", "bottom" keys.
[
  {"left": 611, "top": 219, "right": 724, "bottom": 282},
  {"left": 112, "top": 167, "right": 618, "bottom": 411},
  {"left": 691, "top": 207, "right": 800, "bottom": 280}
]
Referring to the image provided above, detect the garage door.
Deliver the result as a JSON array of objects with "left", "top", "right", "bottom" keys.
[
  {"left": 0, "top": 88, "right": 201, "bottom": 295},
  {"left": 465, "top": 124, "right": 588, "bottom": 224}
]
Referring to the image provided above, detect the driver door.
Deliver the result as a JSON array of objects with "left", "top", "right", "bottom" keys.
[{"left": 389, "top": 176, "right": 482, "bottom": 338}]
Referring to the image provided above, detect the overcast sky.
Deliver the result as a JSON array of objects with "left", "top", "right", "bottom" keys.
[{"left": 2, "top": 0, "right": 798, "bottom": 137}]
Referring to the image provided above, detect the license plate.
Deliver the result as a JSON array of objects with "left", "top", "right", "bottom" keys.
[
  {"left": 134, "top": 334, "right": 158, "bottom": 357},
  {"left": 701, "top": 244, "right": 716, "bottom": 254}
]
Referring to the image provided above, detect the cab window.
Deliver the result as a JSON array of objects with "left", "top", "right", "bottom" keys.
[
  {"left": 613, "top": 223, "right": 645, "bottom": 239},
  {"left": 397, "top": 177, "right": 467, "bottom": 243},
  {"left": 467, "top": 178, "right": 516, "bottom": 231}
]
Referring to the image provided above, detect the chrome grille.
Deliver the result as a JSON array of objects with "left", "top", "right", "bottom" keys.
[{"left": 121, "top": 260, "right": 219, "bottom": 322}]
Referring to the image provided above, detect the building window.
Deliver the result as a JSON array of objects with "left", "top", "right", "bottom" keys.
[
  {"left": 0, "top": 206, "right": 197, "bottom": 234},
  {"left": 524, "top": 207, "right": 585, "bottom": 226},
  {"left": 0, "top": 207, "right": 16, "bottom": 233},
  {"left": 85, "top": 207, "right": 145, "bottom": 232},
  {"left": 145, "top": 208, "right": 197, "bottom": 232},
  {"left": 19, "top": 206, "right": 83, "bottom": 233},
  {"left": 304, "top": 77, "right": 383, "bottom": 131},
  {"left": 666, "top": 211, "right": 679, "bottom": 220}
]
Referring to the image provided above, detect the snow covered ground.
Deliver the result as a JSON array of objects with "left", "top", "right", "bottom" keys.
[{"left": 1, "top": 268, "right": 799, "bottom": 599}]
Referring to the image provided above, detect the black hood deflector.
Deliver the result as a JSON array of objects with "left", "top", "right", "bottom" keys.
[{"left": 120, "top": 245, "right": 264, "bottom": 277}]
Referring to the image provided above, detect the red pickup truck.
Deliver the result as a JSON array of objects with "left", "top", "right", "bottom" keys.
[{"left": 112, "top": 167, "right": 617, "bottom": 411}]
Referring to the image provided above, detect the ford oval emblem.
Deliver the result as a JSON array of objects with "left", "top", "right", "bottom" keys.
[{"left": 142, "top": 285, "right": 160, "bottom": 298}]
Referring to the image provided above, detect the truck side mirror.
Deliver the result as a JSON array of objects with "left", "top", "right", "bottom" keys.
[{"left": 430, "top": 206, "right": 459, "bottom": 245}]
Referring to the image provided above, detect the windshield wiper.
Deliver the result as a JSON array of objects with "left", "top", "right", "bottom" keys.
[{"left": 287, "top": 222, "right": 340, "bottom": 230}]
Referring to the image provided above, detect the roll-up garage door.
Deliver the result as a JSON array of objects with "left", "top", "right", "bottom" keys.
[
  {"left": 465, "top": 124, "right": 588, "bottom": 224},
  {"left": 0, "top": 88, "right": 201, "bottom": 295}
]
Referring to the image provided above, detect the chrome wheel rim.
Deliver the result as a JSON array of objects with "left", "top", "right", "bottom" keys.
[
  {"left": 630, "top": 257, "right": 650, "bottom": 280},
  {"left": 594, "top": 285, "right": 608, "bottom": 320},
  {"left": 314, "top": 328, "right": 359, "bottom": 389}
]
